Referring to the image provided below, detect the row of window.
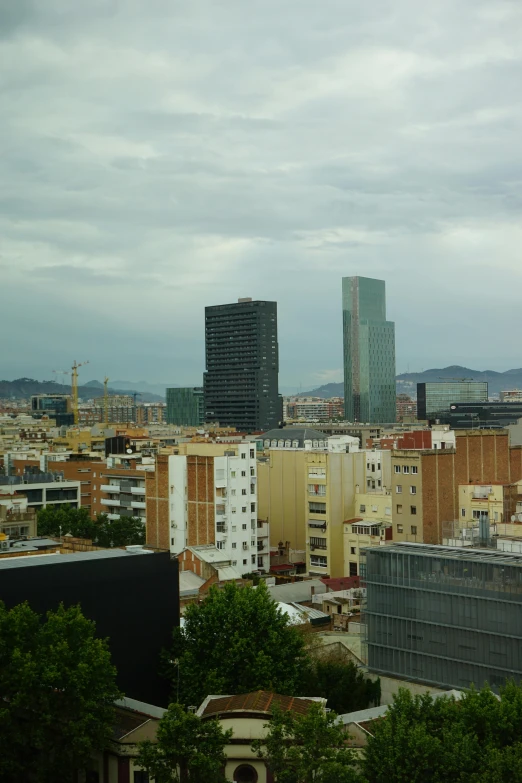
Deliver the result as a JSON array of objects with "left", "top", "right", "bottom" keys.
[
  {"left": 394, "top": 465, "right": 418, "bottom": 474},
  {"left": 396, "top": 524, "right": 418, "bottom": 534},
  {"left": 229, "top": 486, "right": 255, "bottom": 496},
  {"left": 310, "top": 555, "right": 328, "bottom": 567},
  {"left": 396, "top": 505, "right": 417, "bottom": 515},
  {"left": 216, "top": 540, "right": 255, "bottom": 550},
  {"left": 395, "top": 485, "right": 417, "bottom": 495},
  {"left": 359, "top": 504, "right": 392, "bottom": 515},
  {"left": 229, "top": 468, "right": 255, "bottom": 478},
  {"left": 367, "top": 462, "right": 382, "bottom": 471},
  {"left": 229, "top": 504, "right": 256, "bottom": 513}
]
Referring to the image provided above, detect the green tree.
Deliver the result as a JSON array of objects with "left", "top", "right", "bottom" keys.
[
  {"left": 0, "top": 601, "right": 121, "bottom": 783},
  {"left": 137, "top": 702, "right": 232, "bottom": 783},
  {"left": 95, "top": 513, "right": 145, "bottom": 547},
  {"left": 303, "top": 656, "right": 380, "bottom": 714},
  {"left": 37, "top": 504, "right": 96, "bottom": 539},
  {"left": 169, "top": 582, "right": 309, "bottom": 706},
  {"left": 253, "top": 702, "right": 361, "bottom": 783},
  {"left": 363, "top": 683, "right": 522, "bottom": 783}
]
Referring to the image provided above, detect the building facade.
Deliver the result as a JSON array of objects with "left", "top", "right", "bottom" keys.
[
  {"left": 146, "top": 442, "right": 268, "bottom": 572},
  {"left": 362, "top": 542, "right": 522, "bottom": 691},
  {"left": 31, "top": 394, "right": 74, "bottom": 427},
  {"left": 204, "top": 298, "right": 280, "bottom": 432},
  {"left": 342, "top": 277, "right": 396, "bottom": 424},
  {"left": 417, "top": 381, "right": 488, "bottom": 422},
  {"left": 166, "top": 387, "right": 204, "bottom": 426}
]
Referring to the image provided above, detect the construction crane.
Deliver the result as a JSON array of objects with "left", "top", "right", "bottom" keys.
[
  {"left": 103, "top": 376, "right": 110, "bottom": 426},
  {"left": 52, "top": 369, "right": 69, "bottom": 389},
  {"left": 71, "top": 360, "right": 89, "bottom": 426}
]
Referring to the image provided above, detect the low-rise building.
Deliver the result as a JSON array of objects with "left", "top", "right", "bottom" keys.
[
  {"left": 0, "top": 471, "right": 81, "bottom": 514},
  {"left": 0, "top": 487, "right": 37, "bottom": 539},
  {"left": 344, "top": 518, "right": 392, "bottom": 577}
]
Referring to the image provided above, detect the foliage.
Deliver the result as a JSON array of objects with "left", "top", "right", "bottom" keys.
[
  {"left": 36, "top": 504, "right": 145, "bottom": 547},
  {"left": 364, "top": 682, "right": 522, "bottom": 783},
  {"left": 303, "top": 654, "right": 380, "bottom": 714},
  {"left": 137, "top": 702, "right": 231, "bottom": 783},
  {"left": 253, "top": 702, "right": 361, "bottom": 783},
  {"left": 168, "top": 582, "right": 309, "bottom": 706},
  {"left": 0, "top": 601, "right": 121, "bottom": 783}
]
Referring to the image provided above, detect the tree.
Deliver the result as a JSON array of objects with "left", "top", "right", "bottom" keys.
[
  {"left": 253, "top": 702, "right": 361, "bottom": 783},
  {"left": 303, "top": 655, "right": 380, "bottom": 714},
  {"left": 137, "top": 702, "right": 232, "bottom": 783},
  {"left": 0, "top": 601, "right": 121, "bottom": 783},
  {"left": 363, "top": 683, "right": 522, "bottom": 783},
  {"left": 168, "top": 582, "right": 309, "bottom": 706},
  {"left": 36, "top": 505, "right": 145, "bottom": 548}
]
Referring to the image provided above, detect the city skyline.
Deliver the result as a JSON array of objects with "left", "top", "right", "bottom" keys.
[{"left": 2, "top": 2, "right": 522, "bottom": 386}]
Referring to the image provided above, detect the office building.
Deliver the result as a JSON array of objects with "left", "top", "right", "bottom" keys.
[
  {"left": 342, "top": 277, "right": 396, "bottom": 423},
  {"left": 204, "top": 298, "right": 280, "bottom": 432},
  {"left": 362, "top": 543, "right": 522, "bottom": 691},
  {"left": 417, "top": 381, "right": 488, "bottom": 422},
  {"left": 31, "top": 394, "right": 74, "bottom": 427},
  {"left": 166, "top": 387, "right": 204, "bottom": 426},
  {"left": 438, "top": 400, "right": 522, "bottom": 429},
  {"left": 0, "top": 547, "right": 179, "bottom": 705}
]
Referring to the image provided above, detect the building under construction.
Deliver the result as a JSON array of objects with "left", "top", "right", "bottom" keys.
[{"left": 361, "top": 542, "right": 522, "bottom": 691}]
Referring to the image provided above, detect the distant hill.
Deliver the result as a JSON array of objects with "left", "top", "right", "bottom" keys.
[
  {"left": 297, "top": 366, "right": 522, "bottom": 399},
  {"left": 0, "top": 378, "right": 164, "bottom": 403}
]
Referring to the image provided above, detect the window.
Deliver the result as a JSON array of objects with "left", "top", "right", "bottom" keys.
[
  {"left": 242, "top": 506, "right": 247, "bottom": 513},
  {"left": 411, "top": 466, "right": 418, "bottom": 474},
  {"left": 242, "top": 489, "right": 247, "bottom": 495},
  {"left": 243, "top": 559, "right": 248, "bottom": 565},
  {"left": 359, "top": 504, "right": 366, "bottom": 513},
  {"left": 410, "top": 486, "right": 417, "bottom": 495},
  {"left": 242, "top": 524, "right": 247, "bottom": 530},
  {"left": 403, "top": 466, "right": 410, "bottom": 474},
  {"left": 251, "top": 503, "right": 256, "bottom": 512},
  {"left": 309, "top": 502, "right": 326, "bottom": 515},
  {"left": 461, "top": 508, "right": 466, "bottom": 517},
  {"left": 231, "top": 525, "right": 237, "bottom": 532},
  {"left": 310, "top": 536, "right": 327, "bottom": 549},
  {"left": 216, "top": 540, "right": 225, "bottom": 550},
  {"left": 410, "top": 506, "right": 417, "bottom": 515},
  {"left": 241, "top": 470, "right": 246, "bottom": 477},
  {"left": 397, "top": 524, "right": 403, "bottom": 533},
  {"left": 396, "top": 504, "right": 403, "bottom": 514},
  {"left": 250, "top": 484, "right": 255, "bottom": 494},
  {"left": 242, "top": 542, "right": 248, "bottom": 550},
  {"left": 232, "top": 560, "right": 237, "bottom": 566},
  {"left": 234, "top": 764, "right": 258, "bottom": 783},
  {"left": 241, "top": 453, "right": 246, "bottom": 459},
  {"left": 350, "top": 546, "right": 356, "bottom": 554},
  {"left": 231, "top": 471, "right": 236, "bottom": 478},
  {"left": 250, "top": 450, "right": 255, "bottom": 458},
  {"left": 250, "top": 467, "right": 255, "bottom": 476},
  {"left": 396, "top": 485, "right": 402, "bottom": 494},
  {"left": 371, "top": 464, "right": 375, "bottom": 472},
  {"left": 231, "top": 489, "right": 236, "bottom": 496},
  {"left": 349, "top": 562, "right": 357, "bottom": 576},
  {"left": 232, "top": 543, "right": 237, "bottom": 549},
  {"left": 251, "top": 555, "right": 256, "bottom": 564},
  {"left": 231, "top": 507, "right": 236, "bottom": 514},
  {"left": 310, "top": 555, "right": 328, "bottom": 568},
  {"left": 411, "top": 525, "right": 418, "bottom": 535},
  {"left": 394, "top": 465, "right": 401, "bottom": 473},
  {"left": 308, "top": 484, "right": 326, "bottom": 496}
]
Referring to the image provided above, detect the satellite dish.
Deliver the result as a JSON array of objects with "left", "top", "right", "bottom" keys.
[
  {"left": 511, "top": 516, "right": 516, "bottom": 522},
  {"left": 126, "top": 448, "right": 133, "bottom": 454}
]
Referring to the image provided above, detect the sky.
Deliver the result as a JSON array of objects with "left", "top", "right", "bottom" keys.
[{"left": 2, "top": 0, "right": 522, "bottom": 393}]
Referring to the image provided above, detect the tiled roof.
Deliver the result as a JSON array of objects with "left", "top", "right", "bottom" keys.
[
  {"left": 200, "top": 691, "right": 319, "bottom": 718},
  {"left": 321, "top": 576, "right": 360, "bottom": 591}
]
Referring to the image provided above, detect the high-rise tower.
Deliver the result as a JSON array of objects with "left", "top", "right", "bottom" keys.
[
  {"left": 203, "top": 298, "right": 280, "bottom": 432},
  {"left": 342, "top": 276, "right": 396, "bottom": 423}
]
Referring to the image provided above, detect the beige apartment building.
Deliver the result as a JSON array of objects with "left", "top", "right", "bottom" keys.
[
  {"left": 344, "top": 519, "right": 391, "bottom": 577},
  {"left": 257, "top": 449, "right": 308, "bottom": 552}
]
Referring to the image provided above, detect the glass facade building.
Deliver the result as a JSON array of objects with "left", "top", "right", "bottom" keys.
[
  {"left": 204, "top": 299, "right": 281, "bottom": 432},
  {"left": 417, "top": 381, "right": 488, "bottom": 422},
  {"left": 165, "top": 387, "right": 204, "bottom": 427},
  {"left": 342, "top": 277, "right": 396, "bottom": 423},
  {"left": 361, "top": 543, "right": 522, "bottom": 691},
  {"left": 437, "top": 401, "right": 522, "bottom": 429}
]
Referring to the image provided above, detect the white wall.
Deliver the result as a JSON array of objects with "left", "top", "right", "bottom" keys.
[{"left": 168, "top": 455, "right": 187, "bottom": 555}]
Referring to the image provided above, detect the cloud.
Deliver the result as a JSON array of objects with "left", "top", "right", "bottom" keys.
[{"left": 1, "top": 0, "right": 522, "bottom": 386}]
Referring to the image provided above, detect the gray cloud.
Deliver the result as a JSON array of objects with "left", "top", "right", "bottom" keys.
[{"left": 1, "top": 0, "right": 522, "bottom": 388}]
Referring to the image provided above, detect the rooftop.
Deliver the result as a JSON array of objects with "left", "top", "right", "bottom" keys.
[
  {"left": 267, "top": 579, "right": 327, "bottom": 604},
  {"left": 257, "top": 427, "right": 327, "bottom": 445},
  {"left": 197, "top": 691, "right": 324, "bottom": 719},
  {"left": 364, "top": 541, "right": 522, "bottom": 568},
  {"left": 0, "top": 546, "right": 153, "bottom": 570},
  {"left": 321, "top": 576, "right": 360, "bottom": 591}
]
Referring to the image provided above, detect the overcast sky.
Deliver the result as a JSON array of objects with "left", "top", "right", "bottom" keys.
[{"left": 2, "top": 0, "right": 522, "bottom": 392}]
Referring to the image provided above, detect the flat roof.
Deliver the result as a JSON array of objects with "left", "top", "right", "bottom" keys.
[
  {"left": 362, "top": 541, "right": 522, "bottom": 568},
  {"left": 0, "top": 547, "right": 153, "bottom": 570}
]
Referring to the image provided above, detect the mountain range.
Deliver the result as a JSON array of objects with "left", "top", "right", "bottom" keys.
[
  {"left": 0, "top": 378, "right": 164, "bottom": 403},
  {"left": 297, "top": 366, "right": 522, "bottom": 399}
]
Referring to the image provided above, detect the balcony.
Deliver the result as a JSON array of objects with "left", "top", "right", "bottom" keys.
[
  {"left": 101, "top": 498, "right": 121, "bottom": 508},
  {"left": 131, "top": 501, "right": 146, "bottom": 510},
  {"left": 131, "top": 485, "right": 145, "bottom": 495},
  {"left": 101, "top": 484, "right": 120, "bottom": 493}
]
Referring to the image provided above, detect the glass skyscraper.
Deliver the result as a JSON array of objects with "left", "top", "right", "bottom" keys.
[{"left": 342, "top": 276, "right": 396, "bottom": 423}]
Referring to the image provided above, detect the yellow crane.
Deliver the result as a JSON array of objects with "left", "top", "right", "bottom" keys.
[
  {"left": 71, "top": 360, "right": 89, "bottom": 426},
  {"left": 103, "top": 376, "right": 110, "bottom": 426}
]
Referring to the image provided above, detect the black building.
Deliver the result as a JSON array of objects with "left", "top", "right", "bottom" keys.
[
  {"left": 0, "top": 548, "right": 179, "bottom": 706},
  {"left": 204, "top": 297, "right": 281, "bottom": 432},
  {"left": 417, "top": 381, "right": 488, "bottom": 422},
  {"left": 438, "top": 401, "right": 522, "bottom": 429}
]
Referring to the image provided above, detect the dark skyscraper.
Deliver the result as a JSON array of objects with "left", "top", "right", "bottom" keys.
[
  {"left": 204, "top": 298, "right": 280, "bottom": 432},
  {"left": 342, "top": 276, "right": 396, "bottom": 423}
]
